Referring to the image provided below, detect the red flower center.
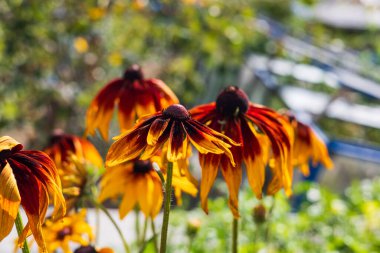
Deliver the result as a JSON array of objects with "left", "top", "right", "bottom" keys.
[
  {"left": 216, "top": 86, "right": 249, "bottom": 118},
  {"left": 133, "top": 160, "right": 153, "bottom": 174},
  {"left": 163, "top": 104, "right": 190, "bottom": 120},
  {"left": 123, "top": 64, "right": 144, "bottom": 82},
  {"left": 56, "top": 226, "right": 73, "bottom": 241}
]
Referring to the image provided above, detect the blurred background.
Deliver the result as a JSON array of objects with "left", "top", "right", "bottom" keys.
[
  {"left": 1, "top": 0, "right": 380, "bottom": 190},
  {"left": 2, "top": 0, "right": 380, "bottom": 252}
]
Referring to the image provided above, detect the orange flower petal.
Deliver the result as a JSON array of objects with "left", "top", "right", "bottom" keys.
[
  {"left": 199, "top": 153, "right": 220, "bottom": 214},
  {"left": 145, "top": 79, "right": 179, "bottom": 109},
  {"left": 147, "top": 118, "right": 171, "bottom": 146},
  {"left": 119, "top": 177, "right": 138, "bottom": 219},
  {"left": 220, "top": 157, "right": 242, "bottom": 218},
  {"left": 106, "top": 124, "right": 151, "bottom": 167},
  {"left": 0, "top": 136, "right": 23, "bottom": 153},
  {"left": 85, "top": 79, "right": 124, "bottom": 140},
  {"left": 0, "top": 163, "right": 21, "bottom": 241},
  {"left": 240, "top": 118, "right": 268, "bottom": 199}
]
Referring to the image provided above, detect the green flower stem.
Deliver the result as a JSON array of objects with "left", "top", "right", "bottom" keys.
[
  {"left": 151, "top": 218, "right": 159, "bottom": 253},
  {"left": 140, "top": 216, "right": 148, "bottom": 245},
  {"left": 15, "top": 211, "right": 30, "bottom": 253},
  {"left": 91, "top": 200, "right": 131, "bottom": 253},
  {"left": 159, "top": 161, "right": 173, "bottom": 253},
  {"left": 232, "top": 217, "right": 238, "bottom": 253},
  {"left": 135, "top": 208, "right": 141, "bottom": 244}
]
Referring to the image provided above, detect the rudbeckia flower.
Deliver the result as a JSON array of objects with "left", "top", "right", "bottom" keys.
[
  {"left": 99, "top": 158, "right": 197, "bottom": 218},
  {"left": 190, "top": 86, "right": 292, "bottom": 217},
  {"left": 85, "top": 64, "right": 179, "bottom": 140},
  {"left": 44, "top": 130, "right": 103, "bottom": 170},
  {"left": 0, "top": 136, "right": 66, "bottom": 251},
  {"left": 283, "top": 112, "right": 333, "bottom": 176},
  {"left": 44, "top": 131, "right": 103, "bottom": 211},
  {"left": 106, "top": 104, "right": 238, "bottom": 168},
  {"left": 42, "top": 209, "right": 93, "bottom": 253}
]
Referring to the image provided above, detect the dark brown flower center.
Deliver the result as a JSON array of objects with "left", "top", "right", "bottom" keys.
[
  {"left": 56, "top": 226, "right": 73, "bottom": 240},
  {"left": 133, "top": 160, "right": 153, "bottom": 174},
  {"left": 163, "top": 104, "right": 190, "bottom": 120},
  {"left": 123, "top": 64, "right": 144, "bottom": 82},
  {"left": 74, "top": 246, "right": 97, "bottom": 253},
  {"left": 216, "top": 86, "right": 249, "bottom": 118}
]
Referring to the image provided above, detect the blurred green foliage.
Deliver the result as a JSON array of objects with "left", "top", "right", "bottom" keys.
[{"left": 166, "top": 178, "right": 380, "bottom": 253}]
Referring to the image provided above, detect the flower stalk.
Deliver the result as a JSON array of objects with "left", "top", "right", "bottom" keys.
[
  {"left": 232, "top": 217, "right": 238, "bottom": 253},
  {"left": 15, "top": 211, "right": 30, "bottom": 253},
  {"left": 91, "top": 199, "right": 131, "bottom": 253},
  {"left": 159, "top": 161, "right": 174, "bottom": 253}
]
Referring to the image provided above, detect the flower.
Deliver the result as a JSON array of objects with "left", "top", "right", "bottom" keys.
[
  {"left": 106, "top": 104, "right": 238, "bottom": 168},
  {"left": 283, "top": 112, "right": 333, "bottom": 176},
  {"left": 99, "top": 158, "right": 197, "bottom": 218},
  {"left": 44, "top": 130, "right": 103, "bottom": 170},
  {"left": 74, "top": 245, "right": 114, "bottom": 253},
  {"left": 0, "top": 136, "right": 66, "bottom": 251},
  {"left": 190, "top": 86, "right": 292, "bottom": 217},
  {"left": 44, "top": 131, "right": 103, "bottom": 211},
  {"left": 85, "top": 64, "right": 179, "bottom": 140},
  {"left": 42, "top": 209, "right": 93, "bottom": 253}
]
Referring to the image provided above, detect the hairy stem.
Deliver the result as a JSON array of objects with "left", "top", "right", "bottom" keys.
[{"left": 159, "top": 161, "right": 173, "bottom": 253}]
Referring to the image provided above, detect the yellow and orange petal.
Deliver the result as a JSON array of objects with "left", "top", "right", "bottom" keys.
[
  {"left": 0, "top": 136, "right": 66, "bottom": 252},
  {"left": 190, "top": 86, "right": 293, "bottom": 218},
  {"left": 85, "top": 64, "right": 179, "bottom": 140},
  {"left": 106, "top": 104, "right": 239, "bottom": 169},
  {"left": 283, "top": 112, "right": 333, "bottom": 176},
  {"left": 44, "top": 130, "right": 103, "bottom": 170},
  {"left": 99, "top": 160, "right": 163, "bottom": 218}
]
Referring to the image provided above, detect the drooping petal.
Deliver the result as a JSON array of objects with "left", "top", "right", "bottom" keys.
[
  {"left": 145, "top": 79, "right": 179, "bottom": 110},
  {"left": 147, "top": 118, "right": 171, "bottom": 146},
  {"left": 150, "top": 175, "right": 164, "bottom": 218},
  {"left": 119, "top": 178, "right": 138, "bottom": 219},
  {"left": 137, "top": 175, "right": 154, "bottom": 217},
  {"left": 240, "top": 118, "right": 269, "bottom": 199},
  {"left": 199, "top": 153, "right": 220, "bottom": 214},
  {"left": 220, "top": 156, "right": 242, "bottom": 218},
  {"left": 167, "top": 121, "right": 187, "bottom": 162},
  {"left": 183, "top": 120, "right": 236, "bottom": 166},
  {"left": 99, "top": 164, "right": 134, "bottom": 203},
  {"left": 0, "top": 163, "right": 21, "bottom": 241},
  {"left": 14, "top": 151, "right": 66, "bottom": 220},
  {"left": 247, "top": 105, "right": 293, "bottom": 196},
  {"left": 118, "top": 88, "right": 137, "bottom": 133},
  {"left": 85, "top": 79, "right": 124, "bottom": 140}
]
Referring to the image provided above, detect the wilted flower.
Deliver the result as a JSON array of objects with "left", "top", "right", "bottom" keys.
[
  {"left": 44, "top": 131, "right": 103, "bottom": 211},
  {"left": 190, "top": 86, "right": 292, "bottom": 217},
  {"left": 283, "top": 112, "right": 333, "bottom": 176},
  {"left": 106, "top": 104, "right": 238, "bottom": 168},
  {"left": 252, "top": 204, "right": 267, "bottom": 224},
  {"left": 42, "top": 209, "right": 93, "bottom": 253},
  {"left": 0, "top": 136, "right": 66, "bottom": 251},
  {"left": 85, "top": 64, "right": 179, "bottom": 140},
  {"left": 99, "top": 158, "right": 197, "bottom": 218}
]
